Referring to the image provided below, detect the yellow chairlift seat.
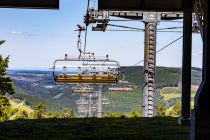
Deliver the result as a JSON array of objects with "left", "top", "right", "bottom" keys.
[
  {"left": 54, "top": 74, "right": 119, "bottom": 84},
  {"left": 108, "top": 79, "right": 133, "bottom": 92}
]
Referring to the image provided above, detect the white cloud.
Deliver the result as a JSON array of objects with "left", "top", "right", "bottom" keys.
[{"left": 10, "top": 31, "right": 27, "bottom": 35}]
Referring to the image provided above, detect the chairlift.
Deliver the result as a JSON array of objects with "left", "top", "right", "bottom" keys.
[
  {"left": 52, "top": 54, "right": 120, "bottom": 84},
  {"left": 72, "top": 84, "right": 94, "bottom": 94},
  {"left": 52, "top": 24, "right": 120, "bottom": 84},
  {"left": 108, "top": 72, "right": 133, "bottom": 92},
  {"left": 109, "top": 85, "right": 133, "bottom": 92}
]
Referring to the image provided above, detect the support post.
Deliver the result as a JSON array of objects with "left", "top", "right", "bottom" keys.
[
  {"left": 191, "top": 0, "right": 210, "bottom": 139},
  {"left": 97, "top": 85, "right": 102, "bottom": 118},
  {"left": 142, "top": 12, "right": 157, "bottom": 117},
  {"left": 88, "top": 94, "right": 92, "bottom": 117},
  {"left": 178, "top": 0, "right": 192, "bottom": 126}
]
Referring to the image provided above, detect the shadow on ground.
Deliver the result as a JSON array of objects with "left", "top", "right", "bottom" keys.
[{"left": 0, "top": 117, "right": 189, "bottom": 140}]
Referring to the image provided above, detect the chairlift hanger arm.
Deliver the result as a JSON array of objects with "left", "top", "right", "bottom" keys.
[
  {"left": 76, "top": 25, "right": 94, "bottom": 57},
  {"left": 54, "top": 57, "right": 120, "bottom": 64}
]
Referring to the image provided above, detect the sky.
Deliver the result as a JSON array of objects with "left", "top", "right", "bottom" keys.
[{"left": 0, "top": 0, "right": 203, "bottom": 70}]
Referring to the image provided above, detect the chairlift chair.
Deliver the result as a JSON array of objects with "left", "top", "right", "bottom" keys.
[
  {"left": 52, "top": 24, "right": 120, "bottom": 84},
  {"left": 72, "top": 84, "right": 94, "bottom": 94},
  {"left": 108, "top": 72, "right": 133, "bottom": 92},
  {"left": 52, "top": 54, "right": 120, "bottom": 84}
]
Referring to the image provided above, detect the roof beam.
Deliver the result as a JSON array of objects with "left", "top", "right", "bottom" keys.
[
  {"left": 0, "top": 0, "right": 59, "bottom": 9},
  {"left": 98, "top": 0, "right": 183, "bottom": 11}
]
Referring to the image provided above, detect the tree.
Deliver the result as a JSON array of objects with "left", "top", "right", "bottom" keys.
[
  {"left": 156, "top": 104, "right": 167, "bottom": 117},
  {"left": 15, "top": 110, "right": 29, "bottom": 119},
  {"left": 63, "top": 108, "right": 74, "bottom": 118},
  {"left": 0, "top": 40, "right": 15, "bottom": 121},
  {"left": 0, "top": 96, "right": 10, "bottom": 121},
  {"left": 45, "top": 112, "right": 61, "bottom": 119},
  {"left": 102, "top": 112, "right": 123, "bottom": 118},
  {"left": 0, "top": 41, "right": 15, "bottom": 96},
  {"left": 102, "top": 112, "right": 112, "bottom": 118},
  {"left": 110, "top": 112, "right": 123, "bottom": 118},
  {"left": 127, "top": 107, "right": 141, "bottom": 118},
  {"left": 0, "top": 40, "right": 6, "bottom": 46},
  {"left": 0, "top": 96, "right": 18, "bottom": 121},
  {"left": 33, "top": 104, "right": 46, "bottom": 119},
  {"left": 168, "top": 102, "right": 181, "bottom": 117}
]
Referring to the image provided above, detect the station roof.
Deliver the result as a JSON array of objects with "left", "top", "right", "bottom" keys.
[
  {"left": 98, "top": 0, "right": 183, "bottom": 11},
  {"left": 0, "top": 0, "right": 59, "bottom": 9}
]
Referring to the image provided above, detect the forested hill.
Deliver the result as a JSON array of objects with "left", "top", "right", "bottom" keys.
[
  {"left": 7, "top": 66, "right": 201, "bottom": 113},
  {"left": 121, "top": 66, "right": 201, "bottom": 87}
]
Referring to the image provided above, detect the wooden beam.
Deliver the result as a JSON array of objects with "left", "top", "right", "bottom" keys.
[
  {"left": 98, "top": 0, "right": 183, "bottom": 11},
  {"left": 0, "top": 0, "right": 59, "bottom": 9}
]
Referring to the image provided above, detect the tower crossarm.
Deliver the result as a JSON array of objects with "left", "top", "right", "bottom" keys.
[
  {"left": 160, "top": 12, "right": 183, "bottom": 20},
  {"left": 91, "top": 10, "right": 183, "bottom": 21},
  {"left": 108, "top": 11, "right": 143, "bottom": 20},
  {"left": 109, "top": 11, "right": 183, "bottom": 21}
]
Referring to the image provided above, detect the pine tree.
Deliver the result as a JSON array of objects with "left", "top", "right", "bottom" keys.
[{"left": 0, "top": 40, "right": 15, "bottom": 96}]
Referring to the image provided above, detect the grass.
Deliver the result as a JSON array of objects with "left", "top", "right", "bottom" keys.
[
  {"left": 9, "top": 99, "right": 34, "bottom": 120},
  {"left": 159, "top": 86, "right": 198, "bottom": 101},
  {"left": 9, "top": 100, "right": 34, "bottom": 114},
  {"left": 0, "top": 117, "right": 189, "bottom": 140},
  {"left": 160, "top": 93, "right": 196, "bottom": 101},
  {"left": 160, "top": 93, "right": 181, "bottom": 101}
]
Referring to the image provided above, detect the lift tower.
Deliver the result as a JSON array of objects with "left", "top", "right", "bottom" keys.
[
  {"left": 86, "top": 10, "right": 183, "bottom": 117},
  {"left": 142, "top": 12, "right": 158, "bottom": 117},
  {"left": 97, "top": 85, "right": 102, "bottom": 118}
]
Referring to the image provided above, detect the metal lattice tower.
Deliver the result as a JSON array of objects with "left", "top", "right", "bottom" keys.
[
  {"left": 85, "top": 10, "right": 183, "bottom": 117},
  {"left": 88, "top": 94, "right": 92, "bottom": 117},
  {"left": 76, "top": 85, "right": 108, "bottom": 118},
  {"left": 142, "top": 13, "right": 157, "bottom": 117},
  {"left": 97, "top": 85, "right": 102, "bottom": 118}
]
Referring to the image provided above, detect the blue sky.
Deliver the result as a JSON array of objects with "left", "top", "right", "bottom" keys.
[{"left": 0, "top": 0, "right": 203, "bottom": 69}]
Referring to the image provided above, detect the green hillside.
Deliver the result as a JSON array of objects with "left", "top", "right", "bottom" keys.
[
  {"left": 8, "top": 99, "right": 34, "bottom": 120},
  {"left": 104, "top": 89, "right": 142, "bottom": 113},
  {"left": 11, "top": 93, "right": 65, "bottom": 113},
  {"left": 8, "top": 66, "right": 201, "bottom": 114},
  {"left": 121, "top": 66, "right": 182, "bottom": 87},
  {"left": 103, "top": 66, "right": 201, "bottom": 113}
]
